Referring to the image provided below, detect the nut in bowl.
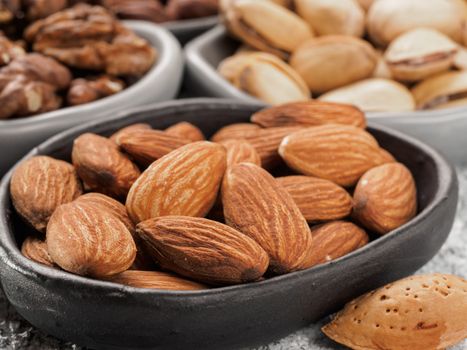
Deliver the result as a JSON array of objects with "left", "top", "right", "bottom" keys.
[{"left": 0, "top": 99, "right": 459, "bottom": 349}]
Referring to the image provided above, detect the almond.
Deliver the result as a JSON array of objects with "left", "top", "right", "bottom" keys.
[
  {"left": 137, "top": 216, "right": 269, "bottom": 285},
  {"left": 276, "top": 176, "right": 352, "bottom": 222},
  {"left": 118, "top": 129, "right": 190, "bottom": 167},
  {"left": 72, "top": 133, "right": 140, "bottom": 199},
  {"left": 222, "top": 163, "right": 313, "bottom": 274},
  {"left": 47, "top": 201, "right": 136, "bottom": 277},
  {"left": 21, "top": 236, "right": 55, "bottom": 267},
  {"left": 126, "top": 141, "right": 226, "bottom": 223},
  {"left": 352, "top": 162, "right": 417, "bottom": 235},
  {"left": 10, "top": 156, "right": 83, "bottom": 232},
  {"left": 165, "top": 122, "right": 205, "bottom": 141},
  {"left": 110, "top": 123, "right": 152, "bottom": 144},
  {"left": 322, "top": 274, "right": 467, "bottom": 350},
  {"left": 210, "top": 123, "right": 261, "bottom": 142},
  {"left": 306, "top": 221, "right": 368, "bottom": 267},
  {"left": 278, "top": 125, "right": 395, "bottom": 186},
  {"left": 251, "top": 101, "right": 366, "bottom": 128},
  {"left": 104, "top": 270, "right": 207, "bottom": 291},
  {"left": 221, "top": 139, "right": 262, "bottom": 168}
]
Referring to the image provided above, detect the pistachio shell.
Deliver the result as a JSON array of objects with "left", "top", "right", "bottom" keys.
[
  {"left": 368, "top": 0, "right": 467, "bottom": 46},
  {"left": 295, "top": 0, "right": 365, "bottom": 37},
  {"left": 385, "top": 28, "right": 458, "bottom": 82},
  {"left": 411, "top": 70, "right": 467, "bottom": 109},
  {"left": 355, "top": 0, "right": 373, "bottom": 12},
  {"left": 454, "top": 47, "right": 467, "bottom": 70},
  {"left": 290, "top": 36, "right": 377, "bottom": 94},
  {"left": 319, "top": 78, "right": 415, "bottom": 112},
  {"left": 223, "top": 0, "right": 313, "bottom": 59},
  {"left": 373, "top": 51, "right": 392, "bottom": 79}
]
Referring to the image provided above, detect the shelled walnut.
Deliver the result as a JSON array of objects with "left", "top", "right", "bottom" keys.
[
  {"left": 0, "top": 32, "right": 25, "bottom": 66},
  {"left": 67, "top": 75, "right": 125, "bottom": 105},
  {"left": 166, "top": 0, "right": 218, "bottom": 20},
  {"left": 101, "top": 0, "right": 169, "bottom": 22}
]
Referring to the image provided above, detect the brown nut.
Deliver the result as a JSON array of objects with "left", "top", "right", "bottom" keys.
[{"left": 67, "top": 75, "right": 125, "bottom": 106}]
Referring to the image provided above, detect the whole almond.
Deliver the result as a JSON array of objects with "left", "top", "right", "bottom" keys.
[
  {"left": 221, "top": 139, "right": 262, "bottom": 168},
  {"left": 137, "top": 216, "right": 269, "bottom": 285},
  {"left": 251, "top": 101, "right": 366, "bottom": 128},
  {"left": 210, "top": 123, "right": 261, "bottom": 142},
  {"left": 72, "top": 133, "right": 140, "bottom": 199},
  {"left": 118, "top": 129, "right": 190, "bottom": 167},
  {"left": 126, "top": 141, "right": 226, "bottom": 223},
  {"left": 306, "top": 221, "right": 368, "bottom": 267},
  {"left": 110, "top": 123, "right": 152, "bottom": 144},
  {"left": 165, "top": 122, "right": 205, "bottom": 142},
  {"left": 276, "top": 176, "right": 352, "bottom": 222},
  {"left": 222, "top": 163, "right": 313, "bottom": 274},
  {"left": 322, "top": 274, "right": 467, "bottom": 350},
  {"left": 21, "top": 236, "right": 55, "bottom": 267},
  {"left": 353, "top": 163, "right": 417, "bottom": 235},
  {"left": 279, "top": 125, "right": 395, "bottom": 186},
  {"left": 10, "top": 156, "right": 83, "bottom": 232},
  {"left": 104, "top": 270, "right": 207, "bottom": 291},
  {"left": 47, "top": 201, "right": 136, "bottom": 277}
]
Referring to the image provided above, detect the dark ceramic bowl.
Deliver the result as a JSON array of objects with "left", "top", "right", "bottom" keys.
[
  {"left": 184, "top": 26, "right": 467, "bottom": 165},
  {"left": 0, "top": 99, "right": 458, "bottom": 350}
]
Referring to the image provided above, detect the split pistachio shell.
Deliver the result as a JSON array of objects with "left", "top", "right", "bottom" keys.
[
  {"left": 373, "top": 51, "right": 392, "bottom": 79},
  {"left": 368, "top": 0, "right": 467, "bottom": 46},
  {"left": 223, "top": 0, "right": 313, "bottom": 59},
  {"left": 319, "top": 78, "right": 415, "bottom": 112},
  {"left": 412, "top": 70, "right": 467, "bottom": 109},
  {"left": 218, "top": 52, "right": 310, "bottom": 104},
  {"left": 290, "top": 36, "right": 377, "bottom": 94},
  {"left": 385, "top": 28, "right": 458, "bottom": 82},
  {"left": 454, "top": 47, "right": 467, "bottom": 70},
  {"left": 295, "top": 0, "right": 365, "bottom": 37}
]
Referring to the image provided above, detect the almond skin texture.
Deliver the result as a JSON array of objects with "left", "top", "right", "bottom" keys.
[
  {"left": 352, "top": 162, "right": 417, "bottom": 235},
  {"left": 72, "top": 133, "right": 140, "bottom": 199},
  {"left": 126, "top": 141, "right": 227, "bottom": 223},
  {"left": 322, "top": 274, "right": 467, "bottom": 350},
  {"left": 47, "top": 201, "right": 136, "bottom": 278},
  {"left": 21, "top": 236, "right": 55, "bottom": 267},
  {"left": 221, "top": 139, "right": 262, "bottom": 168},
  {"left": 306, "top": 221, "right": 368, "bottom": 267},
  {"left": 110, "top": 123, "right": 152, "bottom": 144},
  {"left": 222, "top": 163, "right": 313, "bottom": 274},
  {"left": 136, "top": 216, "right": 269, "bottom": 285},
  {"left": 118, "top": 129, "right": 190, "bottom": 167},
  {"left": 10, "top": 156, "right": 83, "bottom": 233},
  {"left": 104, "top": 270, "right": 207, "bottom": 291},
  {"left": 210, "top": 123, "right": 261, "bottom": 143},
  {"left": 279, "top": 125, "right": 395, "bottom": 187},
  {"left": 251, "top": 101, "right": 366, "bottom": 128},
  {"left": 165, "top": 122, "right": 205, "bottom": 142},
  {"left": 276, "top": 176, "right": 352, "bottom": 222}
]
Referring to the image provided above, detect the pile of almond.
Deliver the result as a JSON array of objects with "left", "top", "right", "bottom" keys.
[{"left": 10, "top": 101, "right": 418, "bottom": 290}]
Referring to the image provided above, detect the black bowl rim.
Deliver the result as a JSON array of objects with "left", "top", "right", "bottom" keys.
[{"left": 0, "top": 98, "right": 456, "bottom": 299}]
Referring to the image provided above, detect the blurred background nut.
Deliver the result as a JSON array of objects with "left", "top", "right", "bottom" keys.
[
  {"left": 355, "top": 0, "right": 373, "bottom": 12},
  {"left": 367, "top": 0, "right": 467, "bottom": 46},
  {"left": 101, "top": 0, "right": 168, "bottom": 22},
  {"left": 290, "top": 36, "right": 377, "bottom": 94},
  {"left": 294, "top": 0, "right": 365, "bottom": 37},
  {"left": 67, "top": 75, "right": 125, "bottom": 106},
  {"left": 384, "top": 28, "right": 458, "bottom": 82},
  {"left": 319, "top": 78, "right": 415, "bottom": 112},
  {"left": 166, "top": 0, "right": 218, "bottom": 20},
  {"left": 0, "top": 0, "right": 20, "bottom": 23},
  {"left": 24, "top": 0, "right": 68, "bottom": 21}
]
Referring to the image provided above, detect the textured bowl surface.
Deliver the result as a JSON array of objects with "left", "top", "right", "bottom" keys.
[
  {"left": 184, "top": 26, "right": 467, "bottom": 165},
  {"left": 164, "top": 15, "right": 218, "bottom": 44},
  {"left": 0, "top": 20, "right": 183, "bottom": 177},
  {"left": 0, "top": 99, "right": 458, "bottom": 350}
]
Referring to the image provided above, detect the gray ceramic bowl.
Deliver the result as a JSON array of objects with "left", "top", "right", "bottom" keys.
[
  {"left": 164, "top": 15, "right": 218, "bottom": 44},
  {"left": 0, "top": 99, "right": 458, "bottom": 350},
  {"left": 184, "top": 26, "right": 467, "bottom": 165},
  {"left": 0, "top": 20, "right": 183, "bottom": 177}
]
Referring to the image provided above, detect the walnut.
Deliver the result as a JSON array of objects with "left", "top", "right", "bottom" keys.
[
  {"left": 165, "top": 0, "right": 218, "bottom": 20},
  {"left": 101, "top": 0, "right": 168, "bottom": 23},
  {"left": 24, "top": 0, "right": 69, "bottom": 21},
  {"left": 0, "top": 0, "right": 20, "bottom": 23},
  {"left": 67, "top": 75, "right": 124, "bottom": 105},
  {"left": 0, "top": 32, "right": 25, "bottom": 66},
  {"left": 25, "top": 4, "right": 157, "bottom": 76}
]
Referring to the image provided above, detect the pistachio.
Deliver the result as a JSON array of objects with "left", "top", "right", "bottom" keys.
[
  {"left": 372, "top": 50, "right": 392, "bottom": 79},
  {"left": 411, "top": 71, "right": 467, "bottom": 110},
  {"left": 219, "top": 52, "right": 310, "bottom": 104},
  {"left": 290, "top": 36, "right": 377, "bottom": 94},
  {"left": 385, "top": 28, "right": 458, "bottom": 82},
  {"left": 454, "top": 47, "right": 467, "bottom": 70},
  {"left": 222, "top": 0, "right": 313, "bottom": 59},
  {"left": 295, "top": 0, "right": 365, "bottom": 37},
  {"left": 355, "top": 0, "right": 373, "bottom": 12},
  {"left": 367, "top": 0, "right": 467, "bottom": 46},
  {"left": 319, "top": 78, "right": 415, "bottom": 112}
]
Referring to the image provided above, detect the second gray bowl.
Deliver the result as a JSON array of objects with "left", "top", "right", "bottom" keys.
[
  {"left": 0, "top": 21, "right": 183, "bottom": 177},
  {"left": 185, "top": 26, "right": 467, "bottom": 165}
]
